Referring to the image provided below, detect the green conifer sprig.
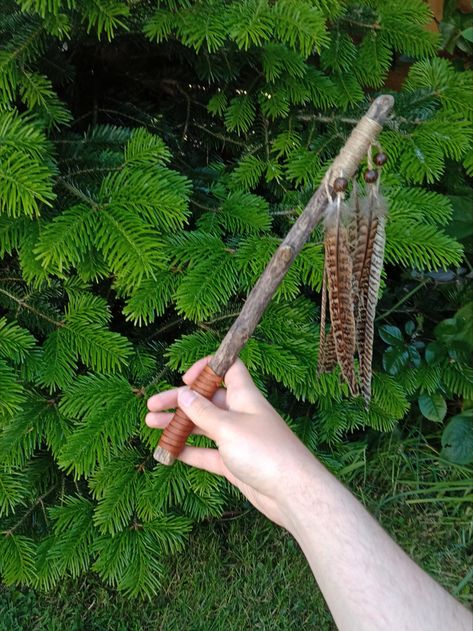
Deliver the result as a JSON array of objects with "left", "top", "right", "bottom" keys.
[{"left": 0, "top": 0, "right": 472, "bottom": 596}]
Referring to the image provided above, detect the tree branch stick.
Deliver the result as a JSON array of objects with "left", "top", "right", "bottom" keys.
[{"left": 154, "top": 95, "right": 395, "bottom": 465}]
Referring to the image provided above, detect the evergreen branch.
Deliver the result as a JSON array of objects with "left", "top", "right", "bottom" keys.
[
  {"left": 341, "top": 18, "right": 381, "bottom": 31},
  {"left": 71, "top": 107, "right": 158, "bottom": 129},
  {"left": 3, "top": 483, "right": 57, "bottom": 536},
  {"left": 62, "top": 165, "right": 122, "bottom": 178},
  {"left": 202, "top": 312, "right": 241, "bottom": 326},
  {"left": 57, "top": 179, "right": 99, "bottom": 209},
  {"left": 0, "top": 287, "right": 63, "bottom": 327},
  {"left": 146, "top": 317, "right": 186, "bottom": 341},
  {"left": 192, "top": 122, "right": 256, "bottom": 148},
  {"left": 376, "top": 280, "right": 430, "bottom": 322},
  {"left": 297, "top": 113, "right": 359, "bottom": 125},
  {"left": 3, "top": 22, "right": 44, "bottom": 64}
]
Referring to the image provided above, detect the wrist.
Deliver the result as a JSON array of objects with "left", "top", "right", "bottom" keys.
[{"left": 276, "top": 452, "right": 329, "bottom": 534}]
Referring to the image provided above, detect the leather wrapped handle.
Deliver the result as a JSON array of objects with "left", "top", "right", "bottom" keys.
[{"left": 153, "top": 364, "right": 222, "bottom": 465}]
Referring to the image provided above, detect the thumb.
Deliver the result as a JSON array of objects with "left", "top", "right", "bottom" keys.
[{"left": 177, "top": 387, "right": 225, "bottom": 438}]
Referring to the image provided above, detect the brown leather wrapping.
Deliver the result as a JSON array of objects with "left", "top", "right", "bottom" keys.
[{"left": 156, "top": 364, "right": 222, "bottom": 458}]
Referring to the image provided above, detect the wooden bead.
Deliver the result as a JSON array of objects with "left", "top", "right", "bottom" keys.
[
  {"left": 333, "top": 176, "right": 348, "bottom": 193},
  {"left": 374, "top": 151, "right": 387, "bottom": 166},
  {"left": 364, "top": 169, "right": 378, "bottom": 184}
]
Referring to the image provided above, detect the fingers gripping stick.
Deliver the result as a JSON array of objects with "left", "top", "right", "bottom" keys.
[{"left": 154, "top": 364, "right": 222, "bottom": 465}]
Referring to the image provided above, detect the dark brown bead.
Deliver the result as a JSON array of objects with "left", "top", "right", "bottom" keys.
[
  {"left": 374, "top": 151, "right": 387, "bottom": 166},
  {"left": 333, "top": 176, "right": 348, "bottom": 193},
  {"left": 364, "top": 169, "right": 378, "bottom": 184}
]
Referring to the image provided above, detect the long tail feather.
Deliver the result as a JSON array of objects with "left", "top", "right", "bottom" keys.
[
  {"left": 324, "top": 200, "right": 358, "bottom": 396},
  {"left": 360, "top": 212, "right": 386, "bottom": 404},
  {"left": 354, "top": 191, "right": 388, "bottom": 405},
  {"left": 353, "top": 190, "right": 378, "bottom": 324}
]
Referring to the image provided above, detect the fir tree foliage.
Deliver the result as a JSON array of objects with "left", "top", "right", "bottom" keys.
[{"left": 0, "top": 0, "right": 472, "bottom": 597}]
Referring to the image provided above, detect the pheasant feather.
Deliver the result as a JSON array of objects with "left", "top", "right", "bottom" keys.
[
  {"left": 352, "top": 189, "right": 379, "bottom": 350},
  {"left": 324, "top": 199, "right": 358, "bottom": 396},
  {"left": 354, "top": 192, "right": 387, "bottom": 405},
  {"left": 317, "top": 269, "right": 339, "bottom": 375}
]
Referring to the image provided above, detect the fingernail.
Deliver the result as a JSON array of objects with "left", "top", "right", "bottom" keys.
[{"left": 179, "top": 387, "right": 197, "bottom": 407}]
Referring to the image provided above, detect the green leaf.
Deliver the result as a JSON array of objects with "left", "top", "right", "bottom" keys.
[
  {"left": 177, "top": 2, "right": 227, "bottom": 52},
  {"left": 383, "top": 346, "right": 409, "bottom": 375},
  {"left": 0, "top": 534, "right": 37, "bottom": 583},
  {"left": 0, "top": 360, "right": 24, "bottom": 415},
  {"left": 59, "top": 375, "right": 144, "bottom": 477},
  {"left": 272, "top": 0, "right": 329, "bottom": 57},
  {"left": 47, "top": 496, "right": 96, "bottom": 578},
  {"left": 441, "top": 415, "right": 473, "bottom": 465},
  {"left": 425, "top": 342, "right": 447, "bottom": 365},
  {"left": 124, "top": 128, "right": 171, "bottom": 166},
  {"left": 82, "top": 0, "right": 130, "bottom": 41},
  {"left": 461, "top": 27, "right": 473, "bottom": 43},
  {"left": 38, "top": 329, "right": 77, "bottom": 390},
  {"left": 408, "top": 346, "right": 422, "bottom": 368},
  {"left": 0, "top": 146, "right": 56, "bottom": 217},
  {"left": 224, "top": 95, "right": 256, "bottom": 134},
  {"left": 404, "top": 321, "right": 416, "bottom": 336},
  {"left": 379, "top": 325, "right": 404, "bottom": 346},
  {"left": 0, "top": 317, "right": 36, "bottom": 362},
  {"left": 418, "top": 393, "right": 447, "bottom": 422},
  {"left": 227, "top": 0, "right": 272, "bottom": 49},
  {"left": 0, "top": 469, "right": 30, "bottom": 517},
  {"left": 207, "top": 92, "right": 228, "bottom": 116}
]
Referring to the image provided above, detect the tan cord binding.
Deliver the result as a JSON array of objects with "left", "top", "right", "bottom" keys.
[{"left": 153, "top": 364, "right": 222, "bottom": 465}]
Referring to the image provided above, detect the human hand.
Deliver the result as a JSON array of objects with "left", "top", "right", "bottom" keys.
[{"left": 146, "top": 356, "right": 317, "bottom": 529}]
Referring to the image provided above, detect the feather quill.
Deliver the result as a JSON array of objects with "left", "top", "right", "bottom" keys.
[
  {"left": 324, "top": 199, "right": 358, "bottom": 396},
  {"left": 317, "top": 267, "right": 328, "bottom": 374}
]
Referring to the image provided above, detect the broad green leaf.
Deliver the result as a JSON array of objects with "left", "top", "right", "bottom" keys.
[
  {"left": 383, "top": 346, "right": 409, "bottom": 375},
  {"left": 418, "top": 393, "right": 447, "bottom": 422},
  {"left": 461, "top": 27, "right": 473, "bottom": 43},
  {"left": 408, "top": 346, "right": 422, "bottom": 368},
  {"left": 425, "top": 342, "right": 447, "bottom": 365},
  {"left": 441, "top": 415, "right": 473, "bottom": 464},
  {"left": 378, "top": 325, "right": 404, "bottom": 346}
]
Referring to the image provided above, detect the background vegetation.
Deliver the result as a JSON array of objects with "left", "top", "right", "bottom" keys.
[{"left": 0, "top": 0, "right": 471, "bottom": 621}]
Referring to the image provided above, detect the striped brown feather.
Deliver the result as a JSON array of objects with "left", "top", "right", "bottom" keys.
[
  {"left": 320, "top": 328, "right": 338, "bottom": 373},
  {"left": 360, "top": 213, "right": 386, "bottom": 405},
  {"left": 353, "top": 195, "right": 378, "bottom": 318},
  {"left": 324, "top": 201, "right": 358, "bottom": 396}
]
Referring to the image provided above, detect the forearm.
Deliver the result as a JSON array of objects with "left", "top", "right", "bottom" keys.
[{"left": 281, "top": 458, "right": 471, "bottom": 631}]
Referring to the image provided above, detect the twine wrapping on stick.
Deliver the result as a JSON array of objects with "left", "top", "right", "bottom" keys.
[{"left": 154, "top": 94, "right": 394, "bottom": 466}]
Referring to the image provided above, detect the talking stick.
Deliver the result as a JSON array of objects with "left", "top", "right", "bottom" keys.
[{"left": 154, "top": 94, "right": 394, "bottom": 466}]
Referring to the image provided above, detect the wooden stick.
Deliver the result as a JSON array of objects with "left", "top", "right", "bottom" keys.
[{"left": 154, "top": 94, "right": 394, "bottom": 465}]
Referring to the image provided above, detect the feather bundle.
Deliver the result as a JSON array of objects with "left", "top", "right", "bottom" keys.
[{"left": 318, "top": 179, "right": 388, "bottom": 405}]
